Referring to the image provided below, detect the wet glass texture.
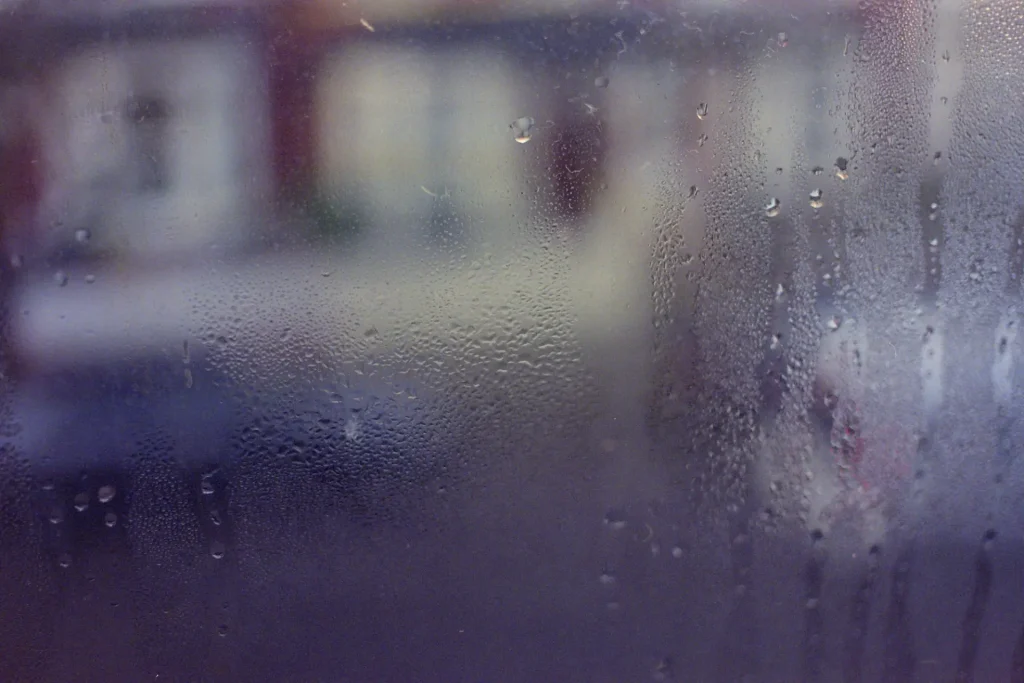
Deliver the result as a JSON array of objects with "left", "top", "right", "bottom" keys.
[{"left": 2, "top": 0, "right": 1024, "bottom": 680}]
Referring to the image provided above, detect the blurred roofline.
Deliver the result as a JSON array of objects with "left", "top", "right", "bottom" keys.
[{"left": 0, "top": 0, "right": 860, "bottom": 30}]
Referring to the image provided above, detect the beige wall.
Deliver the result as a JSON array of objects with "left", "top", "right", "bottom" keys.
[{"left": 315, "top": 44, "right": 537, "bottom": 254}]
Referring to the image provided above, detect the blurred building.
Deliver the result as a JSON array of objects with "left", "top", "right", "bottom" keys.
[
  {"left": 0, "top": 0, "right": 859, "bottom": 375},
  {"left": 34, "top": 35, "right": 271, "bottom": 261},
  {"left": 0, "top": 0, "right": 626, "bottom": 267}
]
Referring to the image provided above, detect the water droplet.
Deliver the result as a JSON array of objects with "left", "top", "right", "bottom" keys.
[
  {"left": 604, "top": 509, "right": 628, "bottom": 531},
  {"left": 201, "top": 479, "right": 215, "bottom": 495},
  {"left": 84, "top": 274, "right": 96, "bottom": 284},
  {"left": 58, "top": 553, "right": 72, "bottom": 569},
  {"left": 941, "top": 49, "right": 950, "bottom": 62},
  {"left": 696, "top": 102, "right": 708, "bottom": 120},
  {"left": 510, "top": 116, "right": 535, "bottom": 144},
  {"left": 210, "top": 509, "right": 223, "bottom": 526},
  {"left": 97, "top": 484, "right": 116, "bottom": 503},
  {"left": 809, "top": 188, "right": 824, "bottom": 209},
  {"left": 54, "top": 271, "right": 68, "bottom": 287},
  {"left": 73, "top": 492, "right": 89, "bottom": 512},
  {"left": 653, "top": 657, "right": 674, "bottom": 681},
  {"left": 594, "top": 75, "right": 609, "bottom": 88},
  {"left": 210, "top": 541, "right": 226, "bottom": 560},
  {"left": 777, "top": 31, "right": 789, "bottom": 47},
  {"left": 698, "top": 132, "right": 708, "bottom": 147},
  {"left": 217, "top": 624, "right": 229, "bottom": 637},
  {"left": 765, "top": 197, "right": 781, "bottom": 217},
  {"left": 104, "top": 511, "right": 117, "bottom": 527},
  {"left": 345, "top": 416, "right": 362, "bottom": 443},
  {"left": 827, "top": 316, "right": 841, "bottom": 331},
  {"left": 49, "top": 507, "right": 64, "bottom": 524},
  {"left": 811, "top": 166, "right": 824, "bottom": 176},
  {"left": 940, "top": 96, "right": 949, "bottom": 105},
  {"left": 687, "top": 185, "right": 698, "bottom": 199},
  {"left": 806, "top": 597, "right": 820, "bottom": 609},
  {"left": 671, "top": 545, "right": 684, "bottom": 559},
  {"left": 933, "top": 151, "right": 943, "bottom": 165},
  {"left": 599, "top": 570, "right": 617, "bottom": 586},
  {"left": 74, "top": 228, "right": 91, "bottom": 244},
  {"left": 775, "top": 167, "right": 784, "bottom": 175},
  {"left": 835, "top": 157, "right": 849, "bottom": 180}
]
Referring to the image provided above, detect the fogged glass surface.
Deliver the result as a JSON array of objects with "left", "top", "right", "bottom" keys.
[{"left": 2, "top": 0, "right": 1024, "bottom": 680}]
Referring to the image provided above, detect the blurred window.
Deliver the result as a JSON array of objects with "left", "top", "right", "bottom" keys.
[{"left": 125, "top": 95, "right": 172, "bottom": 194}]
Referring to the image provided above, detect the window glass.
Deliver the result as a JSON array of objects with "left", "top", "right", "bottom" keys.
[{"left": 2, "top": 1, "right": 1024, "bottom": 680}]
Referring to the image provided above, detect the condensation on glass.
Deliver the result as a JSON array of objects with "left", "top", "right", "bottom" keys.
[{"left": 1, "top": 0, "right": 1023, "bottom": 681}]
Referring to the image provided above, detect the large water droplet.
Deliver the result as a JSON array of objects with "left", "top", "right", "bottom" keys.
[
  {"left": 211, "top": 541, "right": 226, "bottom": 560},
  {"left": 104, "top": 511, "right": 117, "bottom": 528},
  {"left": 696, "top": 102, "right": 708, "bottom": 120},
  {"left": 765, "top": 197, "right": 781, "bottom": 217},
  {"left": 835, "top": 157, "right": 849, "bottom": 180},
  {"left": 97, "top": 484, "right": 116, "bottom": 504},
  {"left": 604, "top": 508, "right": 628, "bottom": 531},
  {"left": 510, "top": 116, "right": 535, "bottom": 144},
  {"left": 73, "top": 492, "right": 89, "bottom": 512},
  {"left": 809, "top": 188, "right": 824, "bottom": 209}
]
